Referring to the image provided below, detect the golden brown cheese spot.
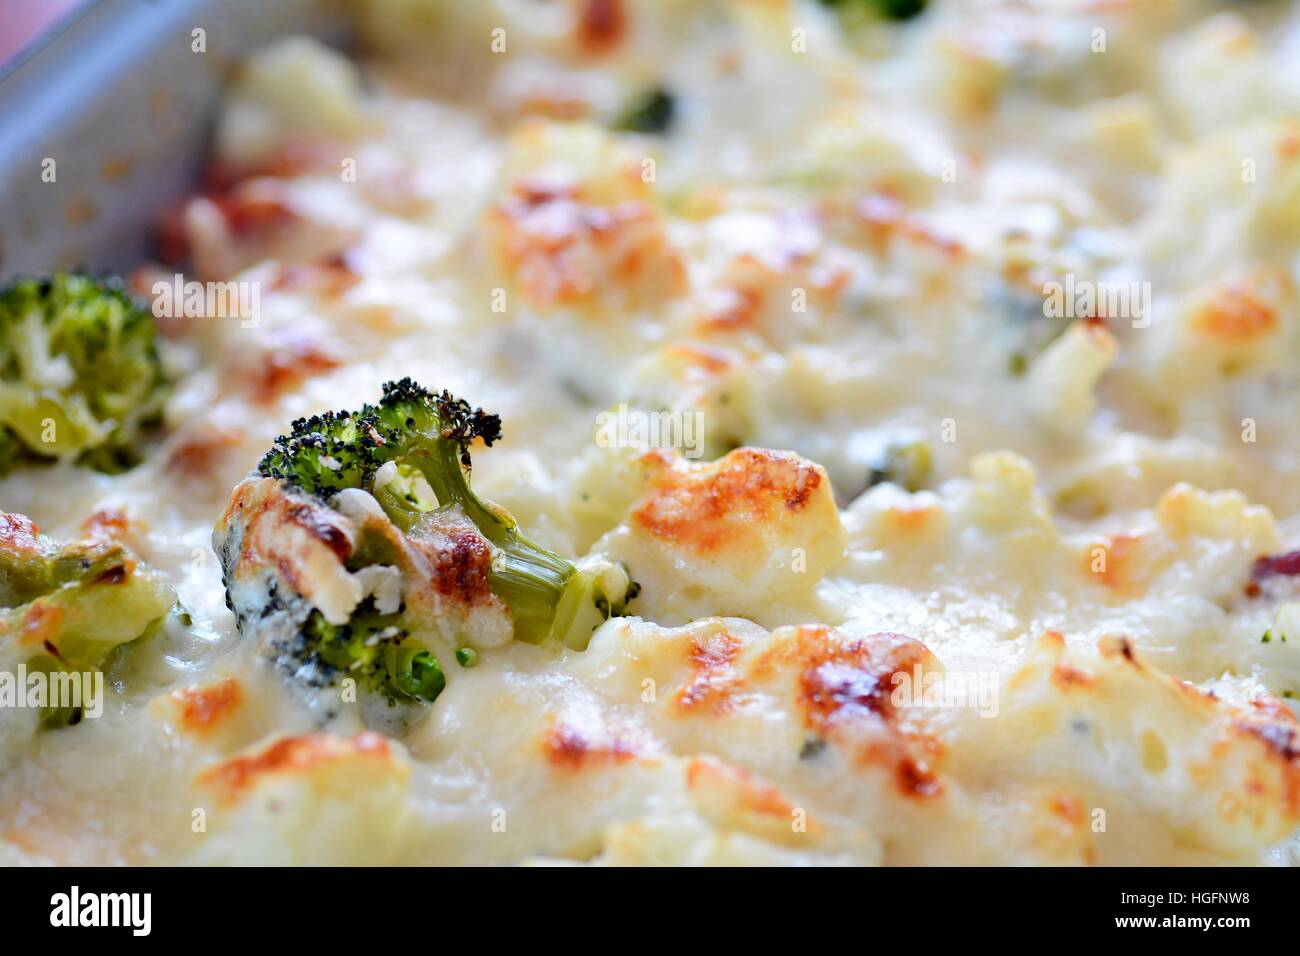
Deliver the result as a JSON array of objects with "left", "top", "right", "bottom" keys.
[
  {"left": 1040, "top": 629, "right": 1067, "bottom": 650},
  {"left": 1049, "top": 793, "right": 1085, "bottom": 827},
  {"left": 632, "top": 448, "right": 826, "bottom": 554},
  {"left": 157, "top": 158, "right": 310, "bottom": 264},
  {"left": 170, "top": 678, "right": 243, "bottom": 735},
  {"left": 1015, "top": 633, "right": 1300, "bottom": 841},
  {"left": 79, "top": 509, "right": 131, "bottom": 544},
  {"left": 166, "top": 420, "right": 245, "bottom": 477},
  {"left": 197, "top": 732, "right": 391, "bottom": 806},
  {"left": 18, "top": 603, "right": 63, "bottom": 649},
  {"left": 1007, "top": 631, "right": 1066, "bottom": 692},
  {"left": 1098, "top": 634, "right": 1141, "bottom": 668},
  {"left": 487, "top": 179, "right": 685, "bottom": 311},
  {"left": 686, "top": 757, "right": 796, "bottom": 820},
  {"left": 509, "top": 80, "right": 593, "bottom": 122},
  {"left": 407, "top": 523, "right": 498, "bottom": 609},
  {"left": 230, "top": 486, "right": 349, "bottom": 567},
  {"left": 884, "top": 501, "right": 944, "bottom": 537},
  {"left": 662, "top": 341, "right": 742, "bottom": 377},
  {"left": 895, "top": 755, "right": 943, "bottom": 799},
  {"left": 1189, "top": 279, "right": 1278, "bottom": 343},
  {"left": 1051, "top": 661, "right": 1096, "bottom": 691},
  {"left": 271, "top": 253, "right": 360, "bottom": 298},
  {"left": 796, "top": 627, "right": 932, "bottom": 730},
  {"left": 212, "top": 178, "right": 299, "bottom": 239},
  {"left": 1176, "top": 678, "right": 1217, "bottom": 709},
  {"left": 246, "top": 329, "right": 343, "bottom": 405},
  {"left": 1080, "top": 312, "right": 1115, "bottom": 340},
  {"left": 541, "top": 715, "right": 657, "bottom": 772},
  {"left": 757, "top": 625, "right": 945, "bottom": 799},
  {"left": 855, "top": 193, "right": 964, "bottom": 259},
  {"left": 1083, "top": 533, "right": 1142, "bottom": 591},
  {"left": 1231, "top": 698, "right": 1300, "bottom": 816},
  {"left": 221, "top": 479, "right": 360, "bottom": 623},
  {"left": 1277, "top": 129, "right": 1300, "bottom": 161},
  {"left": 206, "top": 139, "right": 335, "bottom": 189},
  {"left": 702, "top": 285, "right": 764, "bottom": 332},
  {"left": 284, "top": 502, "right": 352, "bottom": 563},
  {"left": 685, "top": 755, "right": 825, "bottom": 844},
  {"left": 1155, "top": 484, "right": 1199, "bottom": 536},
  {"left": 698, "top": 251, "right": 847, "bottom": 338},
  {"left": 576, "top": 0, "right": 627, "bottom": 56},
  {"left": 675, "top": 628, "right": 744, "bottom": 715},
  {"left": 1034, "top": 792, "right": 1094, "bottom": 864},
  {"left": 0, "top": 512, "right": 40, "bottom": 552}
]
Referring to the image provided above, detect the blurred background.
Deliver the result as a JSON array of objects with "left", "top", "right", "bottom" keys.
[{"left": 0, "top": 0, "right": 86, "bottom": 66}]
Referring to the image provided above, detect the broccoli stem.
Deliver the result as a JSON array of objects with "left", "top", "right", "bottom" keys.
[
  {"left": 490, "top": 551, "right": 578, "bottom": 644},
  {"left": 388, "top": 645, "right": 446, "bottom": 701},
  {"left": 401, "top": 436, "right": 578, "bottom": 644}
]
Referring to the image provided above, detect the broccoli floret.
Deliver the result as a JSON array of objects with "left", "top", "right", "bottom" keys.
[
  {"left": 816, "top": 0, "right": 927, "bottom": 21},
  {"left": 0, "top": 273, "right": 169, "bottom": 476},
  {"left": 295, "top": 604, "right": 446, "bottom": 703},
  {"left": 867, "top": 440, "right": 932, "bottom": 493},
  {"left": 617, "top": 86, "right": 676, "bottom": 134},
  {"left": 0, "top": 513, "right": 174, "bottom": 727},
  {"left": 257, "top": 378, "right": 635, "bottom": 650}
]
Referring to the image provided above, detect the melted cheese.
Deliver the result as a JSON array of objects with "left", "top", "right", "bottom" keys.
[{"left": 3, "top": 0, "right": 1300, "bottom": 865}]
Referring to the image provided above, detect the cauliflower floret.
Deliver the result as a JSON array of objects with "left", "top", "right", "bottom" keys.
[
  {"left": 593, "top": 447, "right": 846, "bottom": 623},
  {"left": 953, "top": 633, "right": 1300, "bottom": 860},
  {"left": 1025, "top": 319, "right": 1118, "bottom": 438},
  {"left": 216, "top": 37, "right": 367, "bottom": 171},
  {"left": 190, "top": 731, "right": 412, "bottom": 865},
  {"left": 593, "top": 755, "right": 883, "bottom": 866},
  {"left": 623, "top": 341, "right": 758, "bottom": 460},
  {"left": 484, "top": 120, "right": 686, "bottom": 314},
  {"left": 1141, "top": 268, "right": 1293, "bottom": 397}
]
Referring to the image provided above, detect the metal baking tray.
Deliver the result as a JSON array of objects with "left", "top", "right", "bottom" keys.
[{"left": 0, "top": 0, "right": 349, "bottom": 281}]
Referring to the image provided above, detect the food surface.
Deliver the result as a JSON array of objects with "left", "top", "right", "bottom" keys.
[{"left": 3, "top": 0, "right": 1300, "bottom": 865}]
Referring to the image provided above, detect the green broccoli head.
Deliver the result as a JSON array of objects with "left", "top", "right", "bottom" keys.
[
  {"left": 257, "top": 409, "right": 378, "bottom": 496},
  {"left": 0, "top": 512, "right": 174, "bottom": 727},
  {"left": 296, "top": 604, "right": 446, "bottom": 704},
  {"left": 255, "top": 378, "right": 634, "bottom": 650},
  {"left": 0, "top": 273, "right": 169, "bottom": 475}
]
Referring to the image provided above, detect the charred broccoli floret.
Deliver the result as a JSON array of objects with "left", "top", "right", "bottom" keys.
[
  {"left": 0, "top": 273, "right": 169, "bottom": 475},
  {"left": 0, "top": 513, "right": 174, "bottom": 727},
  {"left": 258, "top": 379, "right": 634, "bottom": 649},
  {"left": 216, "top": 381, "right": 635, "bottom": 730}
]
